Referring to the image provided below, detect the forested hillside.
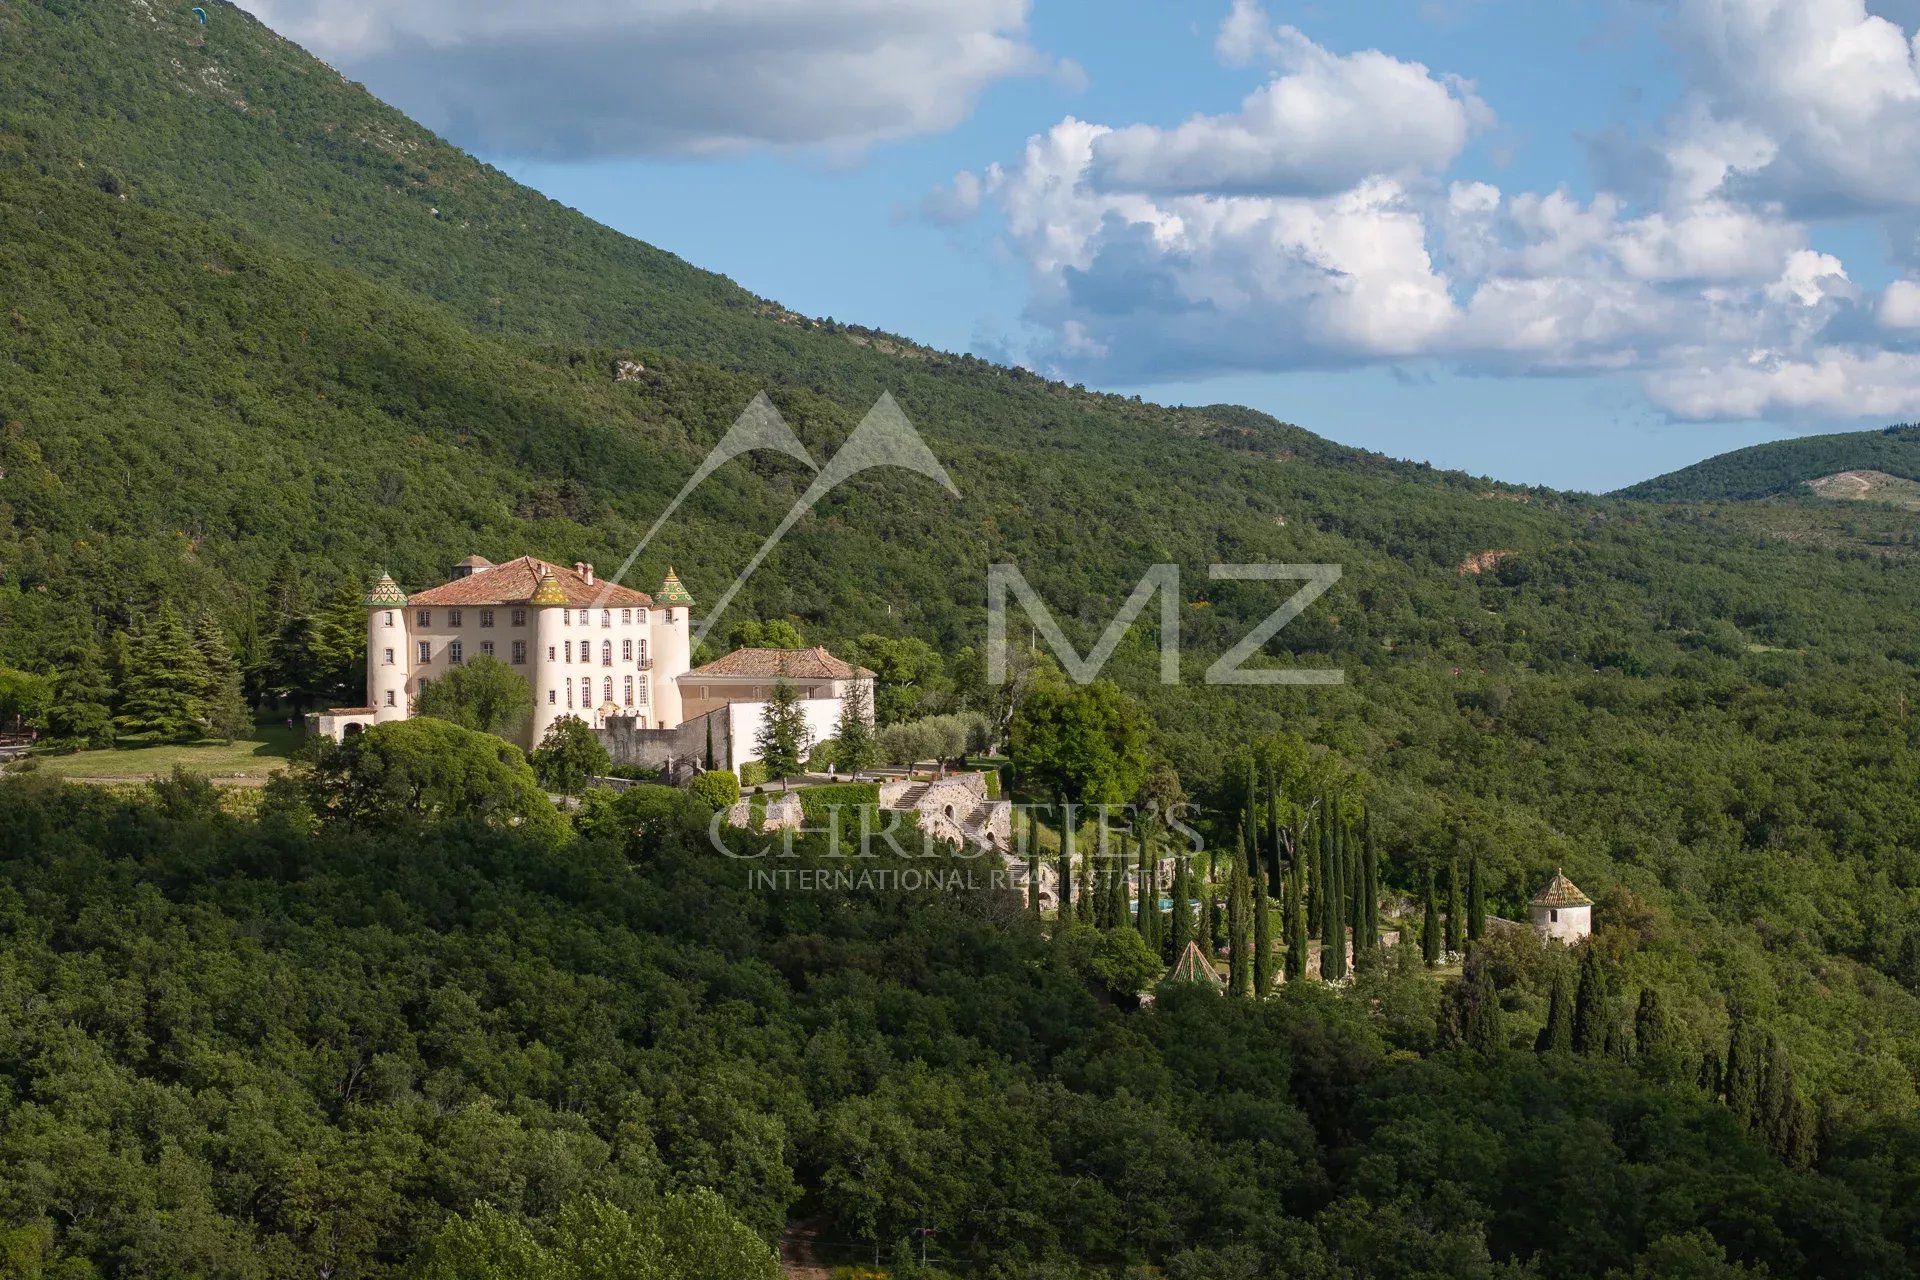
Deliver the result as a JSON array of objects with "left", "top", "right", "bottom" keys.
[
  {"left": 1619, "top": 425, "right": 1920, "bottom": 502},
  {"left": 8, "top": 0, "right": 1920, "bottom": 1274}
]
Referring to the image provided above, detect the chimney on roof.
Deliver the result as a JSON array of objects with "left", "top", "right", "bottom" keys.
[{"left": 584, "top": 562, "right": 595, "bottom": 585}]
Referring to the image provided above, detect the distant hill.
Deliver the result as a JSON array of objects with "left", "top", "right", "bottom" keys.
[{"left": 1618, "top": 424, "right": 1920, "bottom": 501}]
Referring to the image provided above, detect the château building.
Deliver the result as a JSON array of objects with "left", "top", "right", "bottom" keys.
[{"left": 314, "top": 557, "right": 873, "bottom": 776}]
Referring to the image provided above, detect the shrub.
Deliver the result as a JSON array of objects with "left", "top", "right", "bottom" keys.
[
  {"left": 797, "top": 782, "right": 880, "bottom": 830},
  {"left": 689, "top": 769, "right": 741, "bottom": 811},
  {"left": 739, "top": 760, "right": 769, "bottom": 789}
]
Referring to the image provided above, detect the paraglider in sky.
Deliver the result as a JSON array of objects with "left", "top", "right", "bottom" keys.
[{"left": 191, "top": 6, "right": 207, "bottom": 23}]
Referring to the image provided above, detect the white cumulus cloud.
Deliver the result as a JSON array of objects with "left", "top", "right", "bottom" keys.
[{"left": 238, "top": 0, "right": 1061, "bottom": 158}]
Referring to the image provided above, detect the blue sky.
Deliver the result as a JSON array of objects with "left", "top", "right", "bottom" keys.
[{"left": 245, "top": 0, "right": 1920, "bottom": 491}]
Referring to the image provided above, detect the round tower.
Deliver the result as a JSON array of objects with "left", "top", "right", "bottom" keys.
[
  {"left": 364, "top": 571, "right": 411, "bottom": 723},
  {"left": 529, "top": 568, "right": 570, "bottom": 746},
  {"left": 652, "top": 567, "right": 694, "bottom": 729},
  {"left": 1529, "top": 868, "right": 1593, "bottom": 943}
]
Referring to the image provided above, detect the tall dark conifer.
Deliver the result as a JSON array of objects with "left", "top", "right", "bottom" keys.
[
  {"left": 1467, "top": 853, "right": 1486, "bottom": 943},
  {"left": 1571, "top": 946, "right": 1609, "bottom": 1055},
  {"left": 1537, "top": 958, "right": 1576, "bottom": 1054},
  {"left": 1252, "top": 848, "right": 1273, "bottom": 997},
  {"left": 1286, "top": 852, "right": 1310, "bottom": 983},
  {"left": 1168, "top": 856, "right": 1192, "bottom": 959},
  {"left": 1445, "top": 859, "right": 1465, "bottom": 954},
  {"left": 1056, "top": 795, "right": 1073, "bottom": 923},
  {"left": 1422, "top": 868, "right": 1441, "bottom": 968},
  {"left": 1323, "top": 824, "right": 1347, "bottom": 981},
  {"left": 1228, "top": 828, "right": 1253, "bottom": 996},
  {"left": 1361, "top": 816, "right": 1381, "bottom": 951}
]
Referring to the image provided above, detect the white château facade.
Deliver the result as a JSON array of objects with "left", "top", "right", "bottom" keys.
[
  {"left": 323, "top": 556, "right": 694, "bottom": 745},
  {"left": 316, "top": 557, "right": 876, "bottom": 776}
]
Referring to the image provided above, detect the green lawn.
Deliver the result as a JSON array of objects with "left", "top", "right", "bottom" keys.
[{"left": 26, "top": 725, "right": 302, "bottom": 782}]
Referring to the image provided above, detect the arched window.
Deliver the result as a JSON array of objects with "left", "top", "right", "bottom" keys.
[
  {"left": 602, "top": 610, "right": 612, "bottom": 627},
  {"left": 601, "top": 640, "right": 612, "bottom": 666},
  {"left": 623, "top": 676, "right": 634, "bottom": 707},
  {"left": 603, "top": 677, "right": 614, "bottom": 705}
]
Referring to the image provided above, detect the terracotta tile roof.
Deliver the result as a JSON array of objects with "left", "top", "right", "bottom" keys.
[
  {"left": 1532, "top": 869, "right": 1592, "bottom": 908},
  {"left": 402, "top": 557, "right": 654, "bottom": 609},
  {"left": 682, "top": 645, "right": 873, "bottom": 681}
]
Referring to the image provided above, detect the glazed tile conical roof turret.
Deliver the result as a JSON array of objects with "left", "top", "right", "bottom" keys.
[
  {"left": 529, "top": 568, "right": 569, "bottom": 606},
  {"left": 364, "top": 571, "right": 407, "bottom": 607},
  {"left": 1532, "top": 868, "right": 1592, "bottom": 908},
  {"left": 655, "top": 567, "right": 694, "bottom": 606}
]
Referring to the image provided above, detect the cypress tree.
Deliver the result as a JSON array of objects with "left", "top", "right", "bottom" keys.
[
  {"left": 1536, "top": 958, "right": 1576, "bottom": 1055},
  {"left": 1056, "top": 796, "right": 1073, "bottom": 923},
  {"left": 1422, "top": 867, "right": 1441, "bottom": 967},
  {"left": 1697, "top": 1048, "right": 1723, "bottom": 1099},
  {"left": 1026, "top": 807, "right": 1041, "bottom": 917},
  {"left": 115, "top": 607, "right": 208, "bottom": 742},
  {"left": 1228, "top": 828, "right": 1253, "bottom": 996},
  {"left": 1361, "top": 816, "right": 1381, "bottom": 951},
  {"left": 1757, "top": 1032, "right": 1787, "bottom": 1147},
  {"left": 1467, "top": 853, "right": 1486, "bottom": 943},
  {"left": 1168, "top": 855, "right": 1192, "bottom": 960},
  {"left": 1128, "top": 825, "right": 1144, "bottom": 936},
  {"left": 1634, "top": 987, "right": 1677, "bottom": 1078},
  {"left": 1461, "top": 957, "right": 1500, "bottom": 1052},
  {"left": 1323, "top": 828, "right": 1347, "bottom": 981},
  {"left": 1075, "top": 809, "right": 1096, "bottom": 926},
  {"left": 1198, "top": 876, "right": 1219, "bottom": 955},
  {"left": 1724, "top": 1009, "right": 1761, "bottom": 1130},
  {"left": 1266, "top": 765, "right": 1283, "bottom": 899},
  {"left": 1348, "top": 849, "right": 1366, "bottom": 975},
  {"left": 1252, "top": 847, "right": 1273, "bottom": 997},
  {"left": 1571, "top": 946, "right": 1609, "bottom": 1055},
  {"left": 704, "top": 715, "right": 717, "bottom": 771},
  {"left": 1286, "top": 852, "right": 1309, "bottom": 983},
  {"left": 1445, "top": 858, "right": 1465, "bottom": 955}
]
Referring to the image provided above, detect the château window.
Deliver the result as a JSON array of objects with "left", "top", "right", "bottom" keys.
[
  {"left": 480, "top": 609, "right": 494, "bottom": 628},
  {"left": 638, "top": 639, "right": 648, "bottom": 664},
  {"left": 383, "top": 611, "right": 394, "bottom": 628},
  {"left": 448, "top": 610, "right": 462, "bottom": 627},
  {"left": 547, "top": 646, "right": 556, "bottom": 661},
  {"left": 623, "top": 676, "right": 633, "bottom": 707},
  {"left": 480, "top": 641, "right": 495, "bottom": 658},
  {"left": 417, "top": 609, "right": 431, "bottom": 626},
  {"left": 602, "top": 610, "right": 612, "bottom": 627},
  {"left": 622, "top": 639, "right": 632, "bottom": 661},
  {"left": 418, "top": 641, "right": 432, "bottom": 664},
  {"left": 621, "top": 609, "right": 632, "bottom": 624},
  {"left": 511, "top": 609, "right": 526, "bottom": 627},
  {"left": 566, "top": 678, "right": 573, "bottom": 708},
  {"left": 603, "top": 677, "right": 614, "bottom": 705},
  {"left": 580, "top": 647, "right": 591, "bottom": 665},
  {"left": 548, "top": 690, "right": 556, "bottom": 705},
  {"left": 636, "top": 680, "right": 649, "bottom": 706},
  {"left": 511, "top": 641, "right": 526, "bottom": 665},
  {"left": 384, "top": 690, "right": 396, "bottom": 706},
  {"left": 564, "top": 642, "right": 573, "bottom": 663},
  {"left": 601, "top": 641, "right": 612, "bottom": 666},
  {"left": 1550, "top": 909, "right": 1559, "bottom": 923},
  {"left": 563, "top": 610, "right": 571, "bottom": 625},
  {"left": 382, "top": 647, "right": 394, "bottom": 666},
  {"left": 448, "top": 641, "right": 463, "bottom": 665},
  {"left": 638, "top": 609, "right": 647, "bottom": 625}
]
